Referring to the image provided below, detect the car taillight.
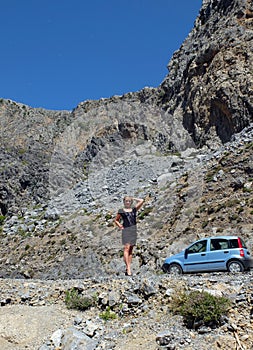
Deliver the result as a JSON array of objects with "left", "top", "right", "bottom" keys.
[
  {"left": 238, "top": 237, "right": 243, "bottom": 248},
  {"left": 238, "top": 238, "right": 245, "bottom": 256}
]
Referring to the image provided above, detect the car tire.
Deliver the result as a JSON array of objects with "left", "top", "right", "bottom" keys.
[
  {"left": 169, "top": 263, "right": 183, "bottom": 275},
  {"left": 227, "top": 260, "right": 244, "bottom": 273},
  {"left": 162, "top": 263, "right": 170, "bottom": 273}
]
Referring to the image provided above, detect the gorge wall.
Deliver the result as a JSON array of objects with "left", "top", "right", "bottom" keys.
[{"left": 157, "top": 0, "right": 253, "bottom": 146}]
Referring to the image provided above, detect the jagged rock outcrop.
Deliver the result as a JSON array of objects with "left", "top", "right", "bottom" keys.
[{"left": 158, "top": 0, "right": 253, "bottom": 146}]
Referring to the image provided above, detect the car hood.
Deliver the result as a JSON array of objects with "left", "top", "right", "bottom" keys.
[{"left": 165, "top": 250, "right": 185, "bottom": 262}]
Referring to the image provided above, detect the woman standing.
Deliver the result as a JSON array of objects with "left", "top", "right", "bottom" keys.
[{"left": 115, "top": 196, "right": 144, "bottom": 276}]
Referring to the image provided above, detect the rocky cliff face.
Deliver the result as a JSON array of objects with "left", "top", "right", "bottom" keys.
[
  {"left": 0, "top": 99, "right": 73, "bottom": 215},
  {"left": 158, "top": 0, "right": 253, "bottom": 146}
]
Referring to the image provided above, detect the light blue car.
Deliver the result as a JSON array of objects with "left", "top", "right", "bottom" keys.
[{"left": 162, "top": 236, "right": 253, "bottom": 274}]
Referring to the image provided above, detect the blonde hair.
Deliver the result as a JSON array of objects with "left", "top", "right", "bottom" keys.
[{"left": 123, "top": 196, "right": 133, "bottom": 204}]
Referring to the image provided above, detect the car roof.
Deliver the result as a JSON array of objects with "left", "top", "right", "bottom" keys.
[{"left": 195, "top": 236, "right": 239, "bottom": 241}]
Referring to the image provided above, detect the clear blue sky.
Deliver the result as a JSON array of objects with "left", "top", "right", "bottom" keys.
[{"left": 1, "top": 0, "right": 202, "bottom": 110}]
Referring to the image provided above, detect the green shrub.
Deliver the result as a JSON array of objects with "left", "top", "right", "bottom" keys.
[
  {"left": 99, "top": 306, "right": 117, "bottom": 321},
  {"left": 65, "top": 288, "right": 95, "bottom": 311},
  {"left": 245, "top": 142, "right": 253, "bottom": 149},
  {"left": 201, "top": 220, "right": 208, "bottom": 229},
  {"left": 105, "top": 213, "right": 112, "bottom": 220},
  {"left": 0, "top": 215, "right": 6, "bottom": 225},
  {"left": 170, "top": 289, "right": 230, "bottom": 329},
  {"left": 138, "top": 207, "right": 153, "bottom": 220}
]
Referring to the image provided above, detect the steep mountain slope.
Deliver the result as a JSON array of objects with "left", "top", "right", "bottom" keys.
[{"left": 0, "top": 0, "right": 252, "bottom": 280}]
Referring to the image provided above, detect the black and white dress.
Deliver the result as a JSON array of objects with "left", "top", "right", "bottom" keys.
[{"left": 118, "top": 207, "right": 137, "bottom": 245}]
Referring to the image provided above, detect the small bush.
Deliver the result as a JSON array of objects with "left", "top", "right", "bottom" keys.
[
  {"left": 170, "top": 289, "right": 230, "bottom": 329},
  {"left": 99, "top": 306, "right": 117, "bottom": 321},
  {"left": 65, "top": 288, "right": 95, "bottom": 311},
  {"left": 105, "top": 213, "right": 112, "bottom": 220},
  {"left": 201, "top": 220, "right": 208, "bottom": 229},
  {"left": 138, "top": 207, "right": 153, "bottom": 220},
  {"left": 0, "top": 215, "right": 6, "bottom": 225}
]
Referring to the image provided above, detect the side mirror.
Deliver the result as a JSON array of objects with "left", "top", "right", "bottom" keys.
[{"left": 184, "top": 249, "right": 188, "bottom": 259}]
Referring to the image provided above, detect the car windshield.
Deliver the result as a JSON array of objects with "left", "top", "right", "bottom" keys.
[{"left": 188, "top": 240, "right": 207, "bottom": 254}]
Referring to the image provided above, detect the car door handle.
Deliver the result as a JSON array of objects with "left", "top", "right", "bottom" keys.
[
  {"left": 201, "top": 253, "right": 206, "bottom": 256},
  {"left": 223, "top": 251, "right": 229, "bottom": 254}
]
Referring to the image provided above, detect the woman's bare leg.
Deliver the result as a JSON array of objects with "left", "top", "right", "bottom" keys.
[
  {"left": 128, "top": 245, "right": 133, "bottom": 271},
  {"left": 124, "top": 244, "right": 134, "bottom": 275}
]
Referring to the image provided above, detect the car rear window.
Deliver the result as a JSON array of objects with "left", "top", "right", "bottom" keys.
[
  {"left": 229, "top": 238, "right": 247, "bottom": 249},
  {"left": 239, "top": 237, "right": 247, "bottom": 248},
  {"left": 229, "top": 239, "right": 239, "bottom": 248}
]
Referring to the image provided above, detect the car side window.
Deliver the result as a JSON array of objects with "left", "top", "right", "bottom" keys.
[
  {"left": 210, "top": 239, "right": 229, "bottom": 251},
  {"left": 229, "top": 239, "right": 239, "bottom": 248},
  {"left": 188, "top": 240, "right": 207, "bottom": 254}
]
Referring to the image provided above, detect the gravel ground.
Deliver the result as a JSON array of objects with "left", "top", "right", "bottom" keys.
[
  {"left": 0, "top": 272, "right": 253, "bottom": 350},
  {"left": 0, "top": 304, "right": 80, "bottom": 350}
]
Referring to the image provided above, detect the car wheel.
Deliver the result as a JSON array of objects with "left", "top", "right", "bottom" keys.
[
  {"left": 162, "top": 263, "right": 170, "bottom": 273},
  {"left": 169, "top": 263, "right": 183, "bottom": 275},
  {"left": 227, "top": 260, "right": 244, "bottom": 273}
]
